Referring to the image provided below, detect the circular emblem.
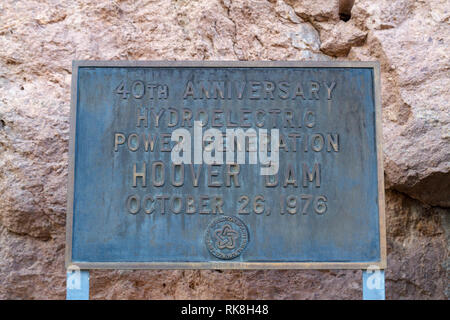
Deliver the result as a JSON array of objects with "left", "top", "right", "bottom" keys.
[{"left": 205, "top": 216, "right": 249, "bottom": 260}]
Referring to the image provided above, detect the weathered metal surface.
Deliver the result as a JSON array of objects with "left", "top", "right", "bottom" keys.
[{"left": 66, "top": 61, "right": 386, "bottom": 269}]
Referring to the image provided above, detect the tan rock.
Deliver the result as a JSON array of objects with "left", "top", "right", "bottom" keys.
[
  {"left": 285, "top": 0, "right": 340, "bottom": 22},
  {"left": 319, "top": 20, "right": 367, "bottom": 56}
]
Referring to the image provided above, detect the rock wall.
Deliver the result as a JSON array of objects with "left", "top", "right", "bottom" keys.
[{"left": 0, "top": 0, "right": 448, "bottom": 299}]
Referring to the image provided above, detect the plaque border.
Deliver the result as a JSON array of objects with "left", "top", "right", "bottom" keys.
[{"left": 66, "top": 61, "right": 386, "bottom": 270}]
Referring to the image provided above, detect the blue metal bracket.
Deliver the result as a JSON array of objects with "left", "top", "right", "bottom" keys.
[
  {"left": 363, "top": 269, "right": 385, "bottom": 300},
  {"left": 66, "top": 269, "right": 90, "bottom": 300}
]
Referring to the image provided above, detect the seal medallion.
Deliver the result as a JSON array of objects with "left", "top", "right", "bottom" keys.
[{"left": 205, "top": 216, "right": 249, "bottom": 260}]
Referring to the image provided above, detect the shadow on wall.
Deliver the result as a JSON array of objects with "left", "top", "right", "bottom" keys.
[{"left": 339, "top": 0, "right": 355, "bottom": 21}]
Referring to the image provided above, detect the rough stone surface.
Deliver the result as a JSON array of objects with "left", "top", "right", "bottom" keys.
[
  {"left": 0, "top": 0, "right": 448, "bottom": 299},
  {"left": 349, "top": 0, "right": 450, "bottom": 208}
]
